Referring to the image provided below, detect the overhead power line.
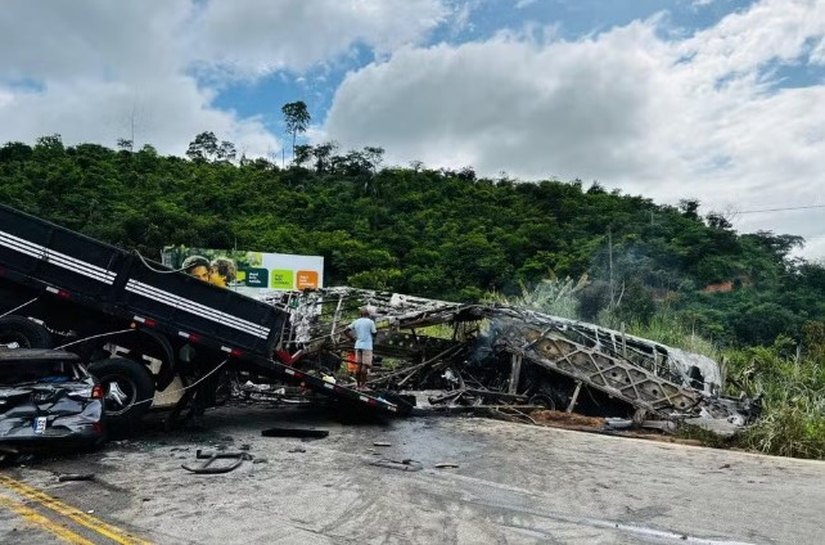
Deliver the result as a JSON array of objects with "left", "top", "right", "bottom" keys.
[{"left": 736, "top": 204, "right": 825, "bottom": 215}]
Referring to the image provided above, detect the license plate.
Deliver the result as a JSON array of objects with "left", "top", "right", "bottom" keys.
[{"left": 33, "top": 417, "right": 47, "bottom": 434}]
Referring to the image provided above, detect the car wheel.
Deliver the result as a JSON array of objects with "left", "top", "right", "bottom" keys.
[
  {"left": 0, "top": 315, "right": 52, "bottom": 348},
  {"left": 89, "top": 357, "right": 155, "bottom": 430}
]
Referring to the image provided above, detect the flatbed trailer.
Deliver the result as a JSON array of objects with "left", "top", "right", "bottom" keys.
[{"left": 0, "top": 203, "right": 406, "bottom": 428}]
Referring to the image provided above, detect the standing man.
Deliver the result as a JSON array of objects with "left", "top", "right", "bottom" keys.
[{"left": 346, "top": 308, "right": 377, "bottom": 389}]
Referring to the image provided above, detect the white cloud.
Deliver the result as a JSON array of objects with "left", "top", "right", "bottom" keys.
[
  {"left": 323, "top": 0, "right": 825, "bottom": 257},
  {"left": 679, "top": 0, "right": 825, "bottom": 78},
  {"left": 0, "top": 1, "right": 189, "bottom": 82},
  {"left": 810, "top": 35, "right": 825, "bottom": 63},
  {"left": 0, "top": 0, "right": 271, "bottom": 154},
  {"left": 0, "top": 89, "right": 13, "bottom": 110},
  {"left": 801, "top": 233, "right": 825, "bottom": 260},
  {"left": 188, "top": 0, "right": 449, "bottom": 76},
  {"left": 0, "top": 0, "right": 450, "bottom": 155},
  {"left": 0, "top": 77, "right": 279, "bottom": 157}
]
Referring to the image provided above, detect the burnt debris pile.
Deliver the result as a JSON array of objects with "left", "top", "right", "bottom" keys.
[{"left": 261, "top": 288, "right": 758, "bottom": 437}]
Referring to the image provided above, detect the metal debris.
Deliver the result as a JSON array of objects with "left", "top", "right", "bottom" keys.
[
  {"left": 369, "top": 458, "right": 423, "bottom": 472},
  {"left": 261, "top": 427, "right": 329, "bottom": 439},
  {"left": 259, "top": 287, "right": 759, "bottom": 437},
  {"left": 181, "top": 449, "right": 254, "bottom": 474},
  {"left": 57, "top": 473, "right": 95, "bottom": 482}
]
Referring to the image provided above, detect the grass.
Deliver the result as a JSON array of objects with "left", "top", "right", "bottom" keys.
[
  {"left": 608, "top": 307, "right": 825, "bottom": 459},
  {"left": 621, "top": 310, "right": 720, "bottom": 361},
  {"left": 486, "top": 275, "right": 586, "bottom": 319},
  {"left": 723, "top": 342, "right": 825, "bottom": 459}
]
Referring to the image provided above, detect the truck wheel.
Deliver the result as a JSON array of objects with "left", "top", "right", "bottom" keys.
[
  {"left": 0, "top": 315, "right": 52, "bottom": 348},
  {"left": 89, "top": 357, "right": 155, "bottom": 430}
]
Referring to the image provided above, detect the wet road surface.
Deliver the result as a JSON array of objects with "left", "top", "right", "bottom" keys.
[{"left": 1, "top": 404, "right": 824, "bottom": 544}]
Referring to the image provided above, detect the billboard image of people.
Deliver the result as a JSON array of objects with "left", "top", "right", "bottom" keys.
[{"left": 163, "top": 246, "right": 324, "bottom": 295}]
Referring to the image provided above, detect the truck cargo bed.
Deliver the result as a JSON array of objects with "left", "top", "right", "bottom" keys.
[{"left": 0, "top": 203, "right": 407, "bottom": 416}]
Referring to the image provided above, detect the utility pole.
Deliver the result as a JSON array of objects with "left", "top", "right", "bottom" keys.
[
  {"left": 608, "top": 228, "right": 614, "bottom": 309},
  {"left": 130, "top": 104, "right": 136, "bottom": 147}
]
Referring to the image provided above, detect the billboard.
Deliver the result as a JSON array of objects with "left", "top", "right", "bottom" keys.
[{"left": 161, "top": 246, "right": 324, "bottom": 295}]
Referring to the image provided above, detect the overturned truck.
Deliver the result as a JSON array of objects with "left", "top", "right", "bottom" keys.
[
  {"left": 0, "top": 205, "right": 407, "bottom": 436},
  {"left": 262, "top": 288, "right": 758, "bottom": 436}
]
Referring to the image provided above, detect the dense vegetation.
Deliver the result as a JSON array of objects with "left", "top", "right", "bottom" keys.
[
  {"left": 1, "top": 134, "right": 823, "bottom": 457},
  {"left": 2, "top": 134, "right": 822, "bottom": 347}
]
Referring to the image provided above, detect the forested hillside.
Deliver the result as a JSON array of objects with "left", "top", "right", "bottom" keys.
[{"left": 1, "top": 135, "right": 823, "bottom": 348}]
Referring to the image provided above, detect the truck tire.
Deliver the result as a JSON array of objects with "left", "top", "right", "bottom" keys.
[
  {"left": 0, "top": 315, "right": 52, "bottom": 348},
  {"left": 89, "top": 357, "right": 155, "bottom": 430}
]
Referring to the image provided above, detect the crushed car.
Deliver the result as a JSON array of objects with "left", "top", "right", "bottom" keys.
[{"left": 0, "top": 349, "right": 105, "bottom": 453}]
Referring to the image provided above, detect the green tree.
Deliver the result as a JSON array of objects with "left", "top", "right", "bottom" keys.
[
  {"left": 186, "top": 131, "right": 218, "bottom": 162},
  {"left": 216, "top": 140, "right": 237, "bottom": 162},
  {"left": 312, "top": 141, "right": 337, "bottom": 173},
  {"left": 5, "top": 133, "right": 825, "bottom": 349},
  {"left": 293, "top": 144, "right": 313, "bottom": 167},
  {"left": 281, "top": 101, "right": 311, "bottom": 160}
]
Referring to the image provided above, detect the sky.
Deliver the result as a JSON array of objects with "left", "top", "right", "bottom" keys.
[{"left": 1, "top": 0, "right": 824, "bottom": 259}]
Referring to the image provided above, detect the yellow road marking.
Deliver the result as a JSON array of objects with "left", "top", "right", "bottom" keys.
[
  {"left": 0, "top": 494, "right": 96, "bottom": 545},
  {"left": 0, "top": 475, "right": 153, "bottom": 545}
]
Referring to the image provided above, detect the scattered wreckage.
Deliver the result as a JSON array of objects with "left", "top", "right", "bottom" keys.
[
  {"left": 261, "top": 287, "right": 759, "bottom": 437},
  {"left": 0, "top": 202, "right": 756, "bottom": 449}
]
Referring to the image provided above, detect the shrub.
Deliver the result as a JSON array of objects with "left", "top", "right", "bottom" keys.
[{"left": 725, "top": 343, "right": 825, "bottom": 459}]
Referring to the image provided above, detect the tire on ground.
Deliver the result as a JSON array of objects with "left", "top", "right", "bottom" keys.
[
  {"left": 89, "top": 357, "right": 155, "bottom": 430},
  {"left": 0, "top": 315, "right": 52, "bottom": 348}
]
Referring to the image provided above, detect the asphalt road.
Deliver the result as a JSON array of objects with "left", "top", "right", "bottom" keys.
[{"left": 1, "top": 404, "right": 824, "bottom": 544}]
